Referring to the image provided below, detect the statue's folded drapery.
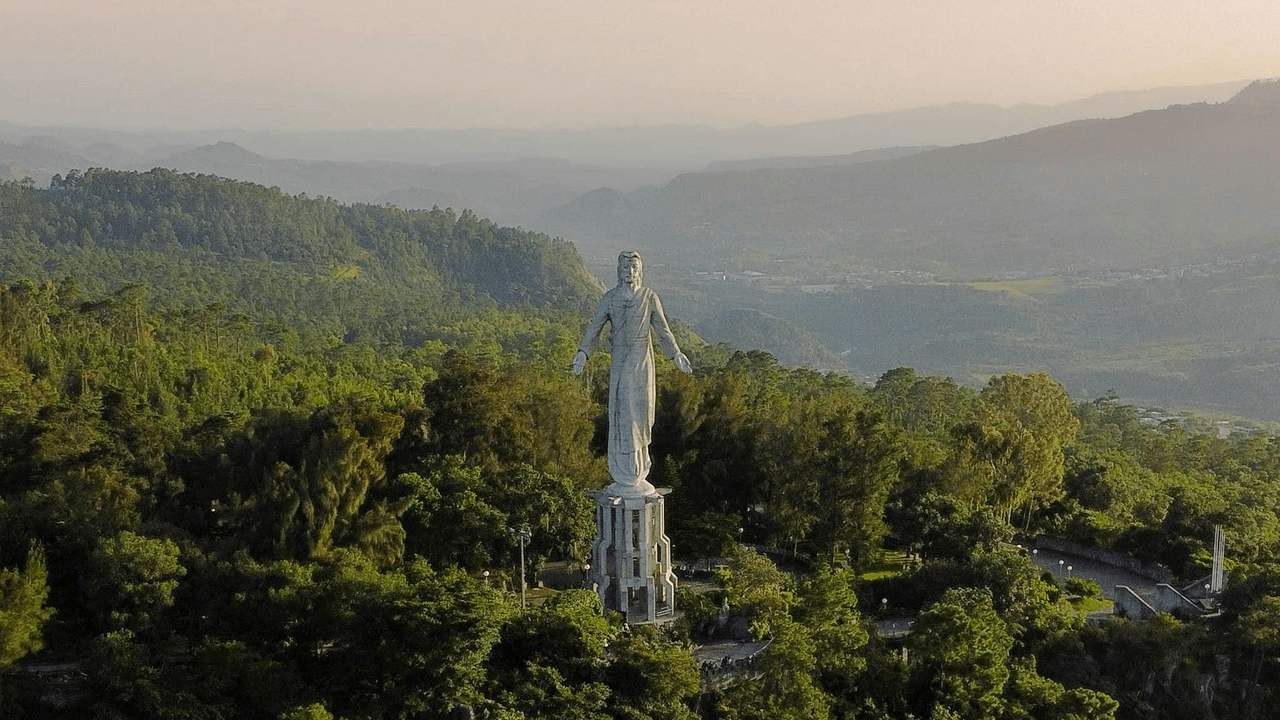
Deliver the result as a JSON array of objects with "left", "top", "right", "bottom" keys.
[
  {"left": 577, "top": 285, "right": 680, "bottom": 485},
  {"left": 574, "top": 251, "right": 689, "bottom": 489}
]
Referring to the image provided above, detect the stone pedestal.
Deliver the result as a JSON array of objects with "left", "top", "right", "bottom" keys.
[{"left": 588, "top": 482, "right": 677, "bottom": 622}]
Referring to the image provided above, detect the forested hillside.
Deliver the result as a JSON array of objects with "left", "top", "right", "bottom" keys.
[
  {"left": 0, "top": 168, "right": 601, "bottom": 327},
  {"left": 1, "top": 172, "right": 1279, "bottom": 718}
]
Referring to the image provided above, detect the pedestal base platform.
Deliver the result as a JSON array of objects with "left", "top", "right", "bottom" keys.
[{"left": 587, "top": 483, "right": 677, "bottom": 622}]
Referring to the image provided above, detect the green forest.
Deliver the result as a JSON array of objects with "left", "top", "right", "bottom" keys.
[{"left": 1, "top": 171, "right": 1278, "bottom": 719}]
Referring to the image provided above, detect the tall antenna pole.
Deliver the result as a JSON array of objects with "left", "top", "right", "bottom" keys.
[{"left": 1210, "top": 525, "right": 1225, "bottom": 594}]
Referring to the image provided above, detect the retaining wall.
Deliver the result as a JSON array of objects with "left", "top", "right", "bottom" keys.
[
  {"left": 1155, "top": 583, "right": 1207, "bottom": 618},
  {"left": 1114, "top": 586, "right": 1156, "bottom": 621}
]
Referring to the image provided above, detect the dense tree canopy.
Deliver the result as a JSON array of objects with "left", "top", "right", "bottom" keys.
[{"left": 1, "top": 172, "right": 1277, "bottom": 719}]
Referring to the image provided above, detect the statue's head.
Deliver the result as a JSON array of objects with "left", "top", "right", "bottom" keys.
[{"left": 617, "top": 250, "right": 643, "bottom": 288}]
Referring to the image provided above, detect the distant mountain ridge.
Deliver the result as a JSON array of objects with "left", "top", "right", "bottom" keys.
[
  {"left": 0, "top": 138, "right": 672, "bottom": 230},
  {"left": 0, "top": 80, "right": 1250, "bottom": 169},
  {"left": 1227, "top": 77, "right": 1280, "bottom": 106},
  {"left": 1, "top": 79, "right": 1254, "bottom": 239},
  {"left": 700, "top": 146, "right": 937, "bottom": 173},
  {"left": 546, "top": 79, "right": 1280, "bottom": 277}
]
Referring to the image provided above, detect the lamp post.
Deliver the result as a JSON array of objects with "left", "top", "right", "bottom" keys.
[
  {"left": 1058, "top": 559, "right": 1065, "bottom": 575},
  {"left": 1067, "top": 565, "right": 1073, "bottom": 579},
  {"left": 583, "top": 563, "right": 592, "bottom": 590},
  {"left": 483, "top": 570, "right": 489, "bottom": 587},
  {"left": 510, "top": 527, "right": 532, "bottom": 608}
]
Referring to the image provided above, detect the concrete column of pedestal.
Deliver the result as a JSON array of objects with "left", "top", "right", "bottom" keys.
[
  {"left": 587, "top": 485, "right": 678, "bottom": 622},
  {"left": 650, "top": 493, "right": 677, "bottom": 615}
]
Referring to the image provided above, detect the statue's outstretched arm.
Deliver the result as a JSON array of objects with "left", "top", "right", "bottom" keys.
[
  {"left": 573, "top": 298, "right": 611, "bottom": 375},
  {"left": 650, "top": 294, "right": 692, "bottom": 373}
]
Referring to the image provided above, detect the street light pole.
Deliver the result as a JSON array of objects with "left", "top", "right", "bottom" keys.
[{"left": 510, "top": 527, "right": 532, "bottom": 609}]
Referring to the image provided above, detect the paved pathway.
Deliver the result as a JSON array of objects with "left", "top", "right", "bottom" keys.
[
  {"left": 874, "top": 617, "right": 914, "bottom": 638},
  {"left": 870, "top": 545, "right": 1158, "bottom": 638},
  {"left": 691, "top": 639, "right": 771, "bottom": 665},
  {"left": 1025, "top": 546, "right": 1158, "bottom": 599},
  {"left": 693, "top": 639, "right": 770, "bottom": 690}
]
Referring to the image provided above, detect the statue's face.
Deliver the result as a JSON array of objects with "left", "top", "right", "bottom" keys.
[{"left": 617, "top": 252, "right": 643, "bottom": 287}]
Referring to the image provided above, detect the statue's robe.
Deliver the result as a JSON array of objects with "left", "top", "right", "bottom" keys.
[{"left": 577, "top": 285, "right": 681, "bottom": 487}]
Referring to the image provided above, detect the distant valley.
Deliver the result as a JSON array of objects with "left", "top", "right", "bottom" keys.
[{"left": 555, "top": 80, "right": 1280, "bottom": 420}]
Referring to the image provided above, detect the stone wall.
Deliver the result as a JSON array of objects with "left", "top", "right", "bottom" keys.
[
  {"left": 1154, "top": 583, "right": 1208, "bottom": 618},
  {"left": 1114, "top": 586, "right": 1156, "bottom": 621}
]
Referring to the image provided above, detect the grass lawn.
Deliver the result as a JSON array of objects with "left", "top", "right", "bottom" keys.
[
  {"left": 1067, "top": 596, "right": 1113, "bottom": 614},
  {"left": 860, "top": 551, "right": 913, "bottom": 581}
]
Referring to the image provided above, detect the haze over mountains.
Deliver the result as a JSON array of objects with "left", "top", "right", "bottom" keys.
[
  {"left": 0, "top": 80, "right": 1247, "bottom": 200},
  {"left": 6, "top": 77, "right": 1280, "bottom": 421},
  {"left": 0, "top": 137, "right": 673, "bottom": 231},
  {"left": 541, "top": 79, "right": 1280, "bottom": 421},
  {"left": 0, "top": 80, "right": 1251, "bottom": 240},
  {"left": 547, "top": 79, "right": 1280, "bottom": 277}
]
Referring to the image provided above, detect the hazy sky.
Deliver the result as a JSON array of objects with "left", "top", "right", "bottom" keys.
[{"left": 3, "top": 0, "right": 1279, "bottom": 131}]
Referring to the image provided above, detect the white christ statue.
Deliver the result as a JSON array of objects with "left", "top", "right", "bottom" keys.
[{"left": 573, "top": 251, "right": 691, "bottom": 490}]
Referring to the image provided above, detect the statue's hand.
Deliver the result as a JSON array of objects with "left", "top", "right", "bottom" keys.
[
  {"left": 571, "top": 350, "right": 588, "bottom": 375},
  {"left": 674, "top": 352, "right": 692, "bottom": 374}
]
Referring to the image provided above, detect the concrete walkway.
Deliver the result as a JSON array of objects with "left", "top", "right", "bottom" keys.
[
  {"left": 874, "top": 617, "right": 914, "bottom": 638},
  {"left": 870, "top": 545, "right": 1153, "bottom": 638},
  {"left": 693, "top": 639, "right": 770, "bottom": 690},
  {"left": 1026, "top": 546, "right": 1157, "bottom": 599},
  {"left": 692, "top": 639, "right": 771, "bottom": 665}
]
